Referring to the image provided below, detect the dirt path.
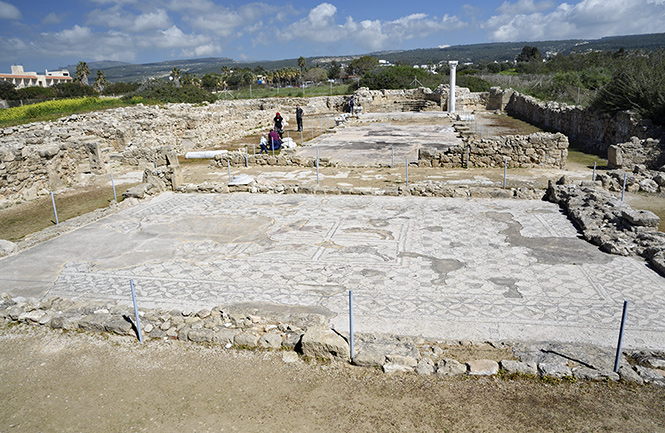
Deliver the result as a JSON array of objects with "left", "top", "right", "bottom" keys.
[{"left": 1, "top": 325, "right": 664, "bottom": 433}]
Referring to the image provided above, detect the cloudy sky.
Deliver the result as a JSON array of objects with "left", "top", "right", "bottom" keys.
[{"left": 1, "top": 0, "right": 664, "bottom": 72}]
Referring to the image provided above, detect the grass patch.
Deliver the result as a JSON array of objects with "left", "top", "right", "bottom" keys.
[
  {"left": 567, "top": 148, "right": 608, "bottom": 169},
  {"left": 0, "top": 183, "right": 137, "bottom": 242},
  {"left": 0, "top": 97, "right": 144, "bottom": 127}
]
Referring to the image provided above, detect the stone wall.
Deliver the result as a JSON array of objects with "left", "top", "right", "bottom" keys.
[
  {"left": 352, "top": 86, "right": 488, "bottom": 113},
  {"left": 490, "top": 88, "right": 664, "bottom": 155},
  {"left": 0, "top": 96, "right": 342, "bottom": 205},
  {"left": 417, "top": 132, "right": 568, "bottom": 169},
  {"left": 608, "top": 137, "right": 665, "bottom": 170}
]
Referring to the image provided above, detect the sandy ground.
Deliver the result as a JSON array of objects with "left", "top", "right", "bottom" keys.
[{"left": 1, "top": 324, "right": 665, "bottom": 433}]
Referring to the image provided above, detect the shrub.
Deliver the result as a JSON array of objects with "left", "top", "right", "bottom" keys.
[
  {"left": 16, "top": 86, "right": 57, "bottom": 100},
  {"left": 53, "top": 82, "right": 98, "bottom": 98},
  {"left": 123, "top": 81, "right": 215, "bottom": 104},
  {"left": 101, "top": 82, "right": 141, "bottom": 96},
  {"left": 0, "top": 81, "right": 18, "bottom": 100},
  {"left": 591, "top": 50, "right": 665, "bottom": 125}
]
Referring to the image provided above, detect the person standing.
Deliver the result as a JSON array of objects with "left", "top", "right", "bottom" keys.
[
  {"left": 273, "top": 112, "right": 284, "bottom": 138},
  {"left": 349, "top": 96, "right": 354, "bottom": 114},
  {"left": 295, "top": 105, "right": 304, "bottom": 132}
]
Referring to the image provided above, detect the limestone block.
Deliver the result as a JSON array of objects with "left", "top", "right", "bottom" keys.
[
  {"left": 234, "top": 332, "right": 260, "bottom": 347},
  {"left": 538, "top": 362, "right": 572, "bottom": 378},
  {"left": 500, "top": 360, "right": 538, "bottom": 376},
  {"left": 259, "top": 332, "right": 283, "bottom": 349},
  {"left": 436, "top": 358, "right": 467, "bottom": 376},
  {"left": 300, "top": 326, "right": 349, "bottom": 361},
  {"left": 0, "top": 240, "right": 17, "bottom": 257},
  {"left": 467, "top": 359, "right": 499, "bottom": 376}
]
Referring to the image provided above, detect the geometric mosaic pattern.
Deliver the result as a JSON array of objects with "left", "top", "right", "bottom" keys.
[{"left": 3, "top": 193, "right": 665, "bottom": 349}]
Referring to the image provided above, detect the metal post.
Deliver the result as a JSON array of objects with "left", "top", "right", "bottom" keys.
[
  {"left": 271, "top": 137, "right": 275, "bottom": 157},
  {"left": 592, "top": 162, "right": 597, "bottom": 182},
  {"left": 503, "top": 158, "right": 507, "bottom": 190},
  {"left": 613, "top": 300, "right": 629, "bottom": 372},
  {"left": 300, "top": 130, "right": 303, "bottom": 146},
  {"left": 227, "top": 160, "right": 231, "bottom": 182},
  {"left": 621, "top": 173, "right": 627, "bottom": 201},
  {"left": 316, "top": 146, "right": 320, "bottom": 185},
  {"left": 49, "top": 191, "right": 59, "bottom": 225},
  {"left": 466, "top": 146, "right": 470, "bottom": 169},
  {"left": 110, "top": 173, "right": 118, "bottom": 204},
  {"left": 406, "top": 158, "right": 409, "bottom": 188},
  {"left": 130, "top": 279, "right": 143, "bottom": 343},
  {"left": 349, "top": 290, "right": 354, "bottom": 361},
  {"left": 249, "top": 84, "right": 252, "bottom": 99},
  {"left": 391, "top": 145, "right": 395, "bottom": 168}
]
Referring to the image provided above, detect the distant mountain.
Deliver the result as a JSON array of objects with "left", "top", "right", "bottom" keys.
[{"left": 88, "top": 32, "right": 665, "bottom": 83}]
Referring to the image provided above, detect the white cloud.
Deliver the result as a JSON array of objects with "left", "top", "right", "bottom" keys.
[
  {"left": 34, "top": 26, "right": 137, "bottom": 61},
  {"left": 88, "top": 8, "right": 171, "bottom": 32},
  {"left": 42, "top": 12, "right": 66, "bottom": 25},
  {"left": 280, "top": 3, "right": 466, "bottom": 51},
  {"left": 497, "top": 0, "right": 555, "bottom": 14},
  {"left": 485, "top": 0, "right": 665, "bottom": 41},
  {"left": 0, "top": 0, "right": 21, "bottom": 20}
]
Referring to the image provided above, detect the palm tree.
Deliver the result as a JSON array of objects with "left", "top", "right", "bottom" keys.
[
  {"left": 170, "top": 67, "right": 181, "bottom": 87},
  {"left": 93, "top": 70, "right": 106, "bottom": 93},
  {"left": 75, "top": 61, "right": 91, "bottom": 85},
  {"left": 298, "top": 56, "right": 306, "bottom": 86}
]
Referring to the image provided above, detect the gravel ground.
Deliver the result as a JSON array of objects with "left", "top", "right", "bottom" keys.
[{"left": 1, "top": 324, "right": 664, "bottom": 433}]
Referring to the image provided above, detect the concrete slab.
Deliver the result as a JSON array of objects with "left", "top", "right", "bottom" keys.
[{"left": 2, "top": 192, "right": 664, "bottom": 349}]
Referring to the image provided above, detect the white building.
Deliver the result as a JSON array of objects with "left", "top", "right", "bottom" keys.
[{"left": 0, "top": 65, "right": 72, "bottom": 89}]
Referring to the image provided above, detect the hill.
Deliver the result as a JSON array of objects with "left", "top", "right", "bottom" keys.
[{"left": 85, "top": 32, "right": 665, "bottom": 82}]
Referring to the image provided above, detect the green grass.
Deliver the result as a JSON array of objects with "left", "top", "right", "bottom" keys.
[
  {"left": 0, "top": 97, "right": 146, "bottom": 127},
  {"left": 0, "top": 183, "right": 137, "bottom": 242}
]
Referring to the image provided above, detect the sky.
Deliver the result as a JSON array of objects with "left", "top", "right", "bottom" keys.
[{"left": 1, "top": 0, "right": 665, "bottom": 72}]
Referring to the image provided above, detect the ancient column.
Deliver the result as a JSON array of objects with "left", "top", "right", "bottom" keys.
[{"left": 448, "top": 61, "right": 458, "bottom": 113}]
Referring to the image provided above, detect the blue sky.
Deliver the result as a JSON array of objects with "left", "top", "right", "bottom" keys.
[{"left": 1, "top": 0, "right": 664, "bottom": 72}]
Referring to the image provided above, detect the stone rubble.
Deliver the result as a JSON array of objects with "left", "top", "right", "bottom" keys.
[
  {"left": 2, "top": 292, "right": 663, "bottom": 387},
  {"left": 545, "top": 177, "right": 665, "bottom": 275}
]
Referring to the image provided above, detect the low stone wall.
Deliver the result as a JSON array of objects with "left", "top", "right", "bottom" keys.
[
  {"left": 2, "top": 293, "right": 663, "bottom": 385},
  {"left": 352, "top": 86, "right": 488, "bottom": 113},
  {"left": 176, "top": 179, "right": 544, "bottom": 200},
  {"left": 418, "top": 132, "right": 568, "bottom": 169},
  {"left": 596, "top": 166, "right": 665, "bottom": 194},
  {"left": 0, "top": 96, "right": 342, "bottom": 205},
  {"left": 608, "top": 137, "right": 665, "bottom": 170},
  {"left": 489, "top": 88, "right": 664, "bottom": 155}
]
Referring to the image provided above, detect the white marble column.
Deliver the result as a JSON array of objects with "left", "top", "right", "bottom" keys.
[{"left": 448, "top": 61, "right": 458, "bottom": 113}]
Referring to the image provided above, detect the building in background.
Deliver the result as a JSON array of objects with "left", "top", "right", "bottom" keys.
[{"left": 0, "top": 65, "right": 72, "bottom": 89}]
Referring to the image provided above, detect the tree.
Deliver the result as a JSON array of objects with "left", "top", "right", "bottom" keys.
[
  {"left": 0, "top": 81, "right": 18, "bottom": 100},
  {"left": 170, "top": 67, "right": 181, "bottom": 87},
  {"left": 328, "top": 61, "right": 341, "bottom": 80},
  {"left": 201, "top": 73, "right": 222, "bottom": 91},
  {"left": 516, "top": 46, "right": 543, "bottom": 63},
  {"left": 93, "top": 70, "right": 107, "bottom": 92},
  {"left": 304, "top": 67, "right": 328, "bottom": 83},
  {"left": 346, "top": 56, "right": 379, "bottom": 76},
  {"left": 298, "top": 56, "right": 306, "bottom": 85},
  {"left": 75, "top": 61, "right": 91, "bottom": 85}
]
